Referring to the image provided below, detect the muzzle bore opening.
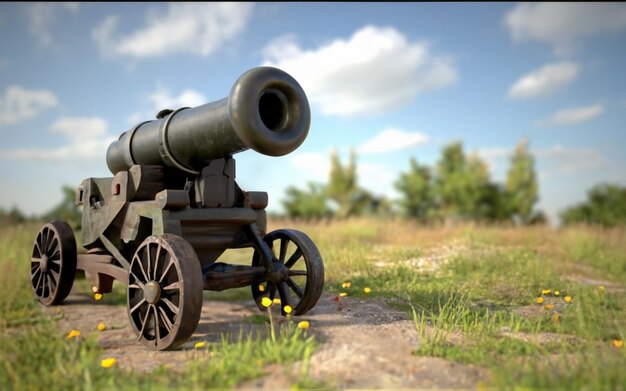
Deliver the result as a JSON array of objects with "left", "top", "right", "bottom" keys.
[{"left": 258, "top": 89, "right": 289, "bottom": 132}]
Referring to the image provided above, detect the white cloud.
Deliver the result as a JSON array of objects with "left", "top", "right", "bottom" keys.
[
  {"left": 536, "top": 104, "right": 604, "bottom": 126},
  {"left": 358, "top": 128, "right": 428, "bottom": 154},
  {"left": 0, "top": 117, "right": 115, "bottom": 161},
  {"left": 262, "top": 25, "right": 457, "bottom": 117},
  {"left": 93, "top": 3, "right": 254, "bottom": 59},
  {"left": 508, "top": 62, "right": 579, "bottom": 99},
  {"left": 290, "top": 152, "right": 330, "bottom": 182},
  {"left": 537, "top": 144, "right": 605, "bottom": 174},
  {"left": 25, "top": 2, "right": 80, "bottom": 47},
  {"left": 505, "top": 3, "right": 626, "bottom": 53},
  {"left": 148, "top": 87, "right": 206, "bottom": 111},
  {"left": 127, "top": 86, "right": 207, "bottom": 124},
  {"left": 0, "top": 86, "right": 58, "bottom": 125}
]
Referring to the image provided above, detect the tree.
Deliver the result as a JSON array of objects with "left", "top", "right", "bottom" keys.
[
  {"left": 505, "top": 138, "right": 538, "bottom": 224},
  {"left": 394, "top": 157, "right": 434, "bottom": 220},
  {"left": 326, "top": 149, "right": 360, "bottom": 218},
  {"left": 43, "top": 185, "right": 82, "bottom": 229},
  {"left": 281, "top": 182, "right": 331, "bottom": 220},
  {"left": 561, "top": 183, "right": 626, "bottom": 227},
  {"left": 434, "top": 142, "right": 493, "bottom": 220}
]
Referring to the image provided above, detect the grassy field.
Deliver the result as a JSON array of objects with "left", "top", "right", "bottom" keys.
[{"left": 1, "top": 219, "right": 625, "bottom": 389}]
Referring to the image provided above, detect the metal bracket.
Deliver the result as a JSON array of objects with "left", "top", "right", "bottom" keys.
[{"left": 98, "top": 233, "right": 130, "bottom": 270}]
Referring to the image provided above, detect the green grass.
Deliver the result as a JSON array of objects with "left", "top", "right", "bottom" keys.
[
  {"left": 2, "top": 220, "right": 625, "bottom": 389},
  {"left": 292, "top": 219, "right": 626, "bottom": 389}
]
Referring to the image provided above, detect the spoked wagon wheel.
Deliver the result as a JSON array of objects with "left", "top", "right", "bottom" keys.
[
  {"left": 251, "top": 229, "right": 324, "bottom": 316},
  {"left": 127, "top": 234, "right": 203, "bottom": 351},
  {"left": 30, "top": 221, "right": 77, "bottom": 306}
]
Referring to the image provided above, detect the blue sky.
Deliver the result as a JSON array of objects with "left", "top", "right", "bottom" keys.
[{"left": 1, "top": 2, "right": 625, "bottom": 224}]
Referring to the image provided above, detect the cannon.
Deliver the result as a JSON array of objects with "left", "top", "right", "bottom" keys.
[{"left": 29, "top": 67, "right": 324, "bottom": 350}]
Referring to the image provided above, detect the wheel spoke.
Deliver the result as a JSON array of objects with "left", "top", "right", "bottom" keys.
[
  {"left": 146, "top": 244, "right": 152, "bottom": 282},
  {"left": 279, "top": 238, "right": 288, "bottom": 262},
  {"left": 161, "top": 297, "right": 179, "bottom": 315},
  {"left": 285, "top": 277, "right": 304, "bottom": 298},
  {"left": 284, "top": 249, "right": 302, "bottom": 269},
  {"left": 43, "top": 229, "right": 51, "bottom": 252},
  {"left": 158, "top": 257, "right": 174, "bottom": 283},
  {"left": 163, "top": 281, "right": 180, "bottom": 291},
  {"left": 46, "top": 273, "right": 57, "bottom": 291},
  {"left": 48, "top": 260, "right": 61, "bottom": 274},
  {"left": 158, "top": 305, "right": 174, "bottom": 332},
  {"left": 288, "top": 270, "right": 307, "bottom": 277},
  {"left": 153, "top": 305, "right": 161, "bottom": 345},
  {"left": 35, "top": 239, "right": 43, "bottom": 258},
  {"left": 34, "top": 269, "right": 44, "bottom": 291},
  {"left": 130, "top": 298, "right": 147, "bottom": 314},
  {"left": 153, "top": 244, "right": 162, "bottom": 281},
  {"left": 137, "top": 306, "right": 152, "bottom": 341},
  {"left": 128, "top": 283, "right": 142, "bottom": 290},
  {"left": 277, "top": 282, "right": 293, "bottom": 310},
  {"left": 43, "top": 274, "right": 50, "bottom": 298},
  {"left": 48, "top": 236, "right": 58, "bottom": 254},
  {"left": 135, "top": 253, "right": 150, "bottom": 283},
  {"left": 129, "top": 271, "right": 146, "bottom": 289}
]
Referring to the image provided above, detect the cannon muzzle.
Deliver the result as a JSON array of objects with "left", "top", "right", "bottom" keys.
[{"left": 106, "top": 67, "right": 310, "bottom": 175}]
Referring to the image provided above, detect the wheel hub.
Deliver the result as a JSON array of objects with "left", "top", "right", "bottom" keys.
[
  {"left": 40, "top": 254, "right": 49, "bottom": 272},
  {"left": 143, "top": 281, "right": 161, "bottom": 304},
  {"left": 267, "top": 262, "right": 289, "bottom": 284}
]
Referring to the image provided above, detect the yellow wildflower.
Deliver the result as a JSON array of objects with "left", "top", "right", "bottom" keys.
[
  {"left": 194, "top": 341, "right": 206, "bottom": 349},
  {"left": 613, "top": 340, "right": 623, "bottom": 348},
  {"left": 535, "top": 297, "right": 544, "bottom": 304},
  {"left": 363, "top": 287, "right": 372, "bottom": 294},
  {"left": 97, "top": 322, "right": 106, "bottom": 332},
  {"left": 564, "top": 296, "right": 572, "bottom": 303},
  {"left": 339, "top": 292, "right": 348, "bottom": 297},
  {"left": 258, "top": 284, "right": 265, "bottom": 292},
  {"left": 552, "top": 314, "right": 560, "bottom": 323},
  {"left": 91, "top": 286, "right": 99, "bottom": 293},
  {"left": 273, "top": 298, "right": 281, "bottom": 305},
  {"left": 554, "top": 290, "right": 560, "bottom": 296},
  {"left": 545, "top": 304, "right": 555, "bottom": 310},
  {"left": 297, "top": 321, "right": 310, "bottom": 331},
  {"left": 100, "top": 358, "right": 117, "bottom": 368},
  {"left": 341, "top": 281, "right": 352, "bottom": 289},
  {"left": 284, "top": 305, "right": 293, "bottom": 314},
  {"left": 94, "top": 293, "right": 103, "bottom": 301},
  {"left": 261, "top": 297, "right": 272, "bottom": 308},
  {"left": 66, "top": 329, "right": 80, "bottom": 339},
  {"left": 598, "top": 285, "right": 606, "bottom": 292},
  {"left": 541, "top": 289, "right": 551, "bottom": 295}
]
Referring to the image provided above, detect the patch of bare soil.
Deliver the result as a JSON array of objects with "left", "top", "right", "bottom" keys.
[
  {"left": 42, "top": 291, "right": 489, "bottom": 389},
  {"left": 562, "top": 262, "right": 625, "bottom": 293}
]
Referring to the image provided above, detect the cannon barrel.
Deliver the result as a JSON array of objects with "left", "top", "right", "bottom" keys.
[{"left": 106, "top": 67, "right": 310, "bottom": 175}]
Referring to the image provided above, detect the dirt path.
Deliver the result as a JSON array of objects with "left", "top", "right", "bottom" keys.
[{"left": 43, "top": 291, "right": 487, "bottom": 389}]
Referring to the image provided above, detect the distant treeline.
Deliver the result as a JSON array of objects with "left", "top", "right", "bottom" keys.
[
  {"left": 2, "top": 141, "right": 625, "bottom": 228},
  {"left": 0, "top": 186, "right": 82, "bottom": 228},
  {"left": 281, "top": 139, "right": 626, "bottom": 228}
]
